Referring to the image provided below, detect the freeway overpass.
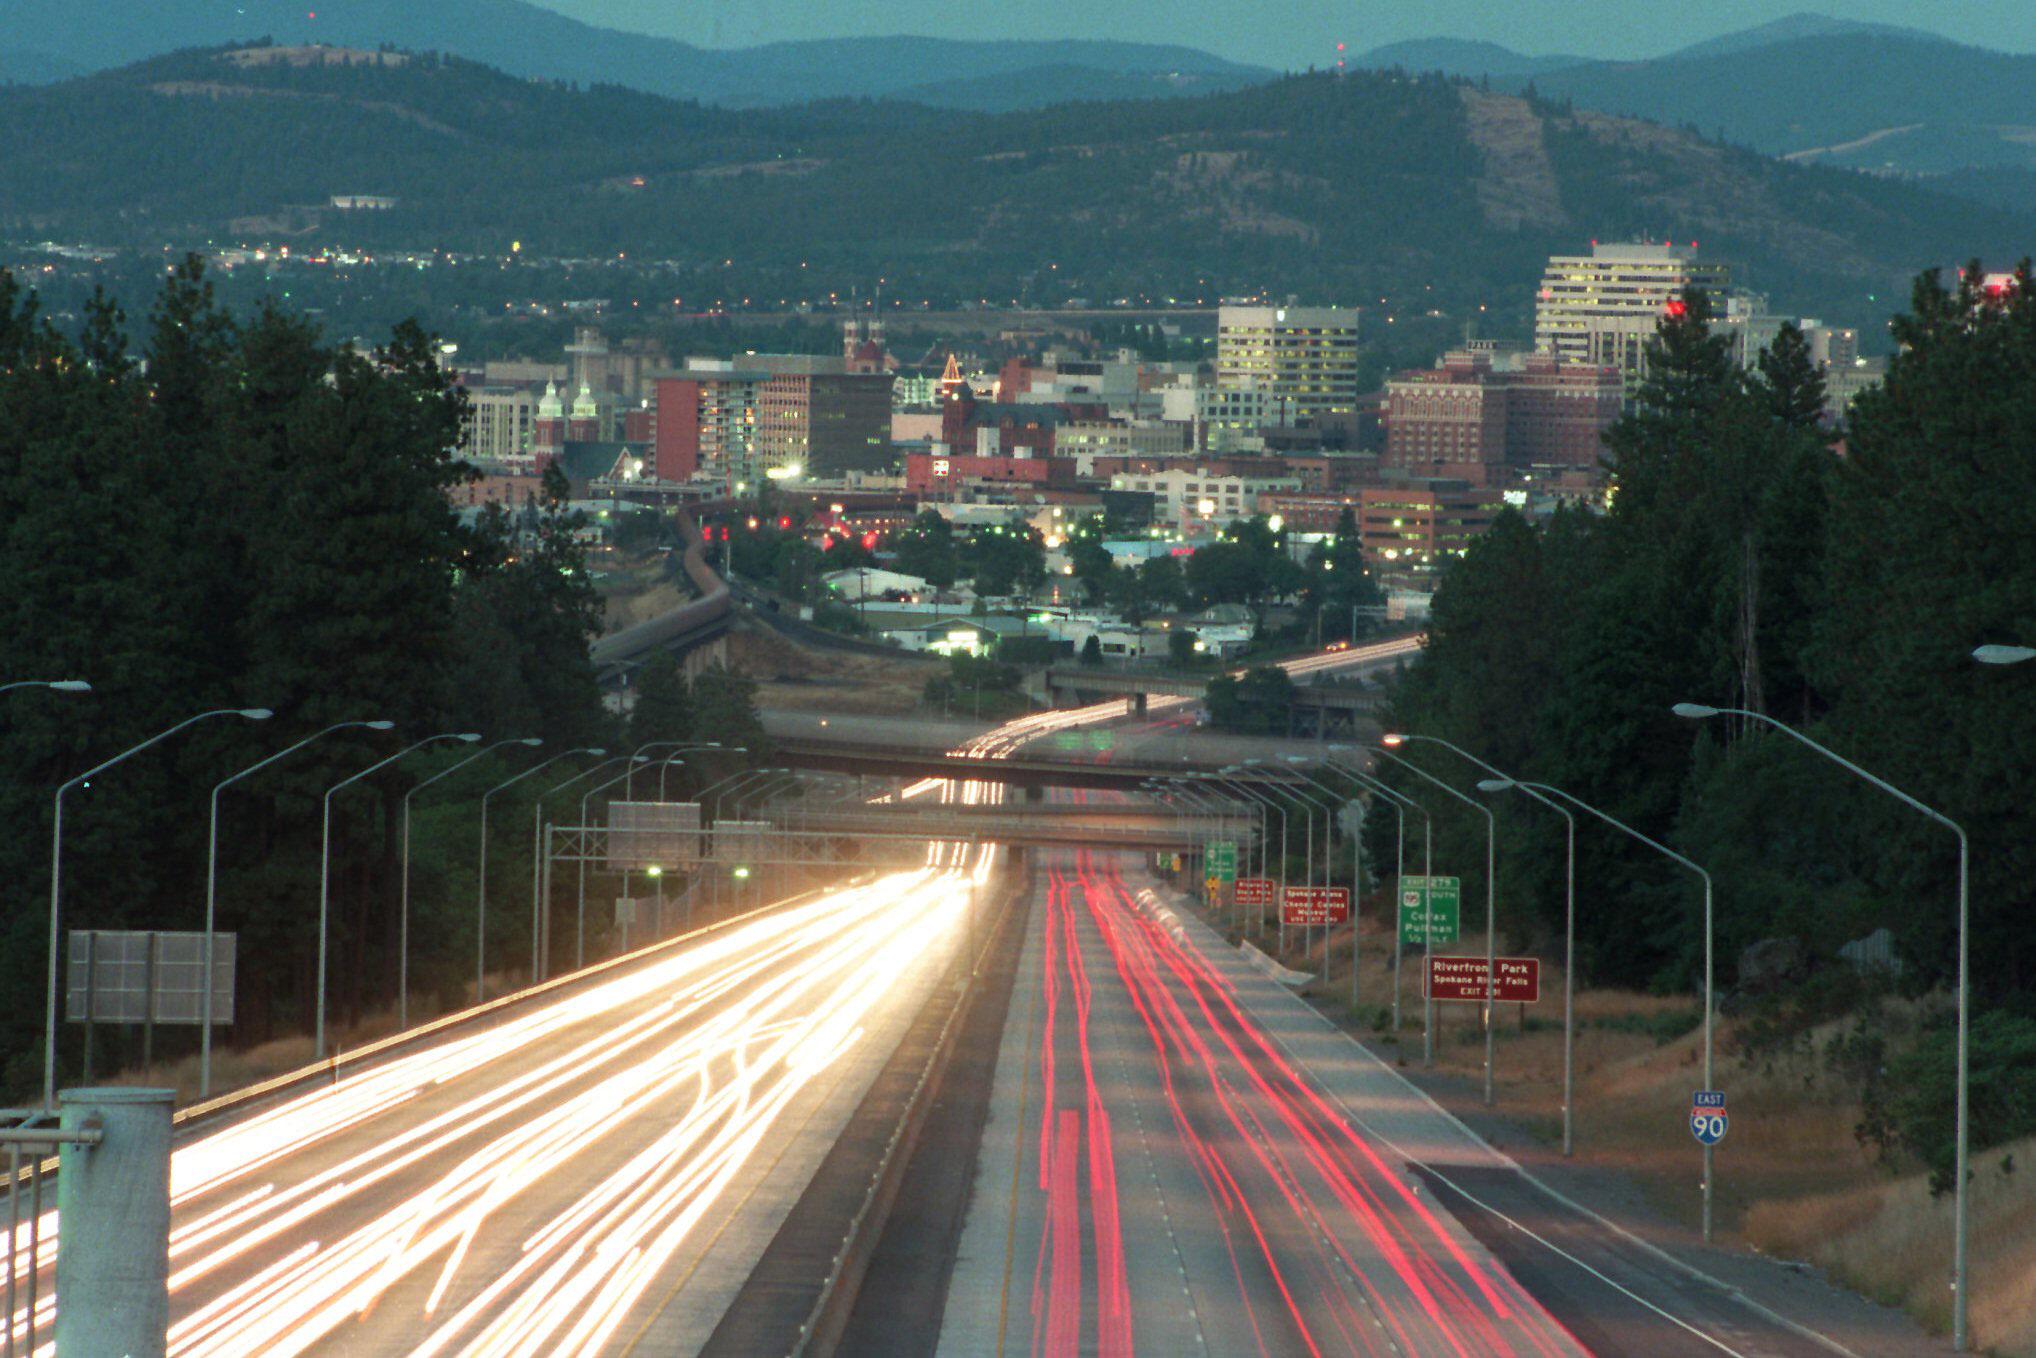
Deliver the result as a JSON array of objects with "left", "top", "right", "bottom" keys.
[
  {"left": 768, "top": 804, "right": 1253, "bottom": 852},
  {"left": 770, "top": 736, "right": 1304, "bottom": 794}
]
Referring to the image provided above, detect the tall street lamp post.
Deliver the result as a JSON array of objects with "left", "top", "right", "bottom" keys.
[
  {"left": 577, "top": 759, "right": 653, "bottom": 967},
  {"left": 1324, "top": 757, "right": 1426, "bottom": 1036},
  {"left": 1215, "top": 771, "right": 1287, "bottom": 940},
  {"left": 1285, "top": 760, "right": 1368, "bottom": 1003},
  {"left": 1674, "top": 700, "right": 1967, "bottom": 1324},
  {"left": 321, "top": 733, "right": 480, "bottom": 1058},
  {"left": 1375, "top": 732, "right": 1581, "bottom": 1154},
  {"left": 477, "top": 748, "right": 593, "bottom": 1002},
  {"left": 1486, "top": 775, "right": 1715, "bottom": 1240},
  {"left": 528, "top": 748, "right": 605, "bottom": 981},
  {"left": 46, "top": 706, "right": 272, "bottom": 1106},
  {"left": 400, "top": 738, "right": 543, "bottom": 1028},
  {"left": 1375, "top": 743, "right": 1497, "bottom": 1104},
  {"left": 204, "top": 718, "right": 394, "bottom": 1096}
]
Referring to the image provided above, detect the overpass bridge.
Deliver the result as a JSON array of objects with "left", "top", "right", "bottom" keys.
[
  {"left": 770, "top": 736, "right": 1304, "bottom": 794},
  {"left": 768, "top": 805, "right": 1253, "bottom": 853},
  {"left": 1043, "top": 665, "right": 1384, "bottom": 732}
]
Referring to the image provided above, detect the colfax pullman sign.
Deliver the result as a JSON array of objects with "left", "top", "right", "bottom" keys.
[
  {"left": 1425, "top": 954, "right": 1541, "bottom": 1003},
  {"left": 1280, "top": 885, "right": 1351, "bottom": 927}
]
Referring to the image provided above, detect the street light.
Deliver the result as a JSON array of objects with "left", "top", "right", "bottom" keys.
[
  {"left": 45, "top": 705, "right": 272, "bottom": 1107},
  {"left": 1375, "top": 742, "right": 1499, "bottom": 1106},
  {"left": 400, "top": 737, "right": 543, "bottom": 1028},
  {"left": 1285, "top": 760, "right": 1370, "bottom": 1004},
  {"left": 478, "top": 747, "right": 598, "bottom": 1002},
  {"left": 321, "top": 732, "right": 480, "bottom": 1057},
  {"left": 1474, "top": 779, "right": 1577, "bottom": 1155},
  {"left": 577, "top": 758, "right": 654, "bottom": 968},
  {"left": 732, "top": 769, "right": 795, "bottom": 819},
  {"left": 1165, "top": 777, "right": 1249, "bottom": 903},
  {"left": 1217, "top": 769, "right": 1287, "bottom": 938},
  {"left": 1, "top": 679, "right": 91, "bottom": 695},
  {"left": 529, "top": 748, "right": 606, "bottom": 981},
  {"left": 203, "top": 718, "right": 394, "bottom": 1096},
  {"left": 627, "top": 739, "right": 718, "bottom": 798},
  {"left": 1973, "top": 644, "right": 2036, "bottom": 666},
  {"left": 1484, "top": 774, "right": 1717, "bottom": 1241},
  {"left": 659, "top": 743, "right": 738, "bottom": 799},
  {"left": 1324, "top": 755, "right": 1428, "bottom": 1037},
  {"left": 1673, "top": 701, "right": 1967, "bottom": 1328},
  {"left": 1376, "top": 732, "right": 1580, "bottom": 1149},
  {"left": 1173, "top": 777, "right": 1256, "bottom": 924}
]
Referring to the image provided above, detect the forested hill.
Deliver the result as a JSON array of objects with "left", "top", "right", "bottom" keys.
[{"left": 2, "top": 46, "right": 2028, "bottom": 325}]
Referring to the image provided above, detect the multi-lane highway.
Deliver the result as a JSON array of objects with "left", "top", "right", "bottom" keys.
[
  {"left": 7, "top": 869, "right": 983, "bottom": 1357},
  {"left": 938, "top": 848, "right": 1583, "bottom": 1357}
]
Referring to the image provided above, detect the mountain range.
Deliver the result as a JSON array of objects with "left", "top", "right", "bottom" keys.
[
  {"left": 1348, "top": 18, "right": 2036, "bottom": 212},
  {"left": 0, "top": 0, "right": 1267, "bottom": 107},
  {"left": 0, "top": 45, "right": 2023, "bottom": 335}
]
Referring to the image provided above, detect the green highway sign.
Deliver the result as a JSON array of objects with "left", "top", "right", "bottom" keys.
[
  {"left": 1206, "top": 841, "right": 1238, "bottom": 883},
  {"left": 1398, "top": 875, "right": 1461, "bottom": 944}
]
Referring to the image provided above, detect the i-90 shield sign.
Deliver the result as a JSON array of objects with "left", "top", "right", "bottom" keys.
[{"left": 1690, "top": 1090, "right": 1727, "bottom": 1146}]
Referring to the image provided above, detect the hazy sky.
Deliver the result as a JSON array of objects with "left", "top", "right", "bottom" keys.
[{"left": 532, "top": 1, "right": 2036, "bottom": 63}]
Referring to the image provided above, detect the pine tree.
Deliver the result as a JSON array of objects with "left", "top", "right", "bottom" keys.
[
  {"left": 631, "top": 653, "right": 694, "bottom": 745},
  {"left": 1754, "top": 322, "right": 1828, "bottom": 431}
]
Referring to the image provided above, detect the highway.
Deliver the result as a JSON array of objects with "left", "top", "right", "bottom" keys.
[
  {"left": 7, "top": 635, "right": 1421, "bottom": 1357},
  {"left": 937, "top": 844, "right": 1582, "bottom": 1358},
  {"left": 7, "top": 868, "right": 983, "bottom": 1357}
]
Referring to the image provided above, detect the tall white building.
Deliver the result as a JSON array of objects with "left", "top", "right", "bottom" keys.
[
  {"left": 1215, "top": 304, "right": 1362, "bottom": 417},
  {"left": 460, "top": 386, "right": 541, "bottom": 465},
  {"left": 1534, "top": 242, "right": 1734, "bottom": 384}
]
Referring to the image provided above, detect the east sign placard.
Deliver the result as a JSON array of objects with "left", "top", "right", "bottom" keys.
[
  {"left": 1280, "top": 885, "right": 1351, "bottom": 926},
  {"left": 1425, "top": 954, "right": 1541, "bottom": 1003}
]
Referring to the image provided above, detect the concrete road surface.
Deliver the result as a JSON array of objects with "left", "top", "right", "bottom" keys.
[
  {"left": 8, "top": 869, "right": 979, "bottom": 1358},
  {"left": 940, "top": 849, "right": 1584, "bottom": 1357},
  {"left": 940, "top": 848, "right": 1916, "bottom": 1357}
]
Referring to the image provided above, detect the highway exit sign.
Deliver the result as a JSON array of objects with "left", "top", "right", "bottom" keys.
[
  {"left": 1426, "top": 954, "right": 1540, "bottom": 1003},
  {"left": 1236, "top": 877, "right": 1275, "bottom": 907},
  {"left": 1398, "top": 876, "right": 1461, "bottom": 945},
  {"left": 1280, "top": 885, "right": 1350, "bottom": 926},
  {"left": 1206, "top": 841, "right": 1238, "bottom": 883}
]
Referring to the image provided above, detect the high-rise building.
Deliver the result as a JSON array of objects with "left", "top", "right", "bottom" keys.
[
  {"left": 1215, "top": 304, "right": 1363, "bottom": 417},
  {"left": 653, "top": 363, "right": 765, "bottom": 485},
  {"left": 751, "top": 355, "right": 895, "bottom": 477},
  {"left": 1534, "top": 242, "right": 1733, "bottom": 384},
  {"left": 460, "top": 385, "right": 541, "bottom": 464},
  {"left": 1384, "top": 345, "right": 1623, "bottom": 483}
]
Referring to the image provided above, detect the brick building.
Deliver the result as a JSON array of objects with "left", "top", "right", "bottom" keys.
[
  {"left": 1385, "top": 346, "right": 1621, "bottom": 485},
  {"left": 1358, "top": 483, "right": 1502, "bottom": 572}
]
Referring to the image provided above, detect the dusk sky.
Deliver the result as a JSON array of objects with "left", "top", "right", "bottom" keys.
[{"left": 532, "top": 1, "right": 2036, "bottom": 64}]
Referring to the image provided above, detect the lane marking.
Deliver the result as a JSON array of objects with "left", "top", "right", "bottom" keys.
[{"left": 1163, "top": 888, "right": 1865, "bottom": 1358}]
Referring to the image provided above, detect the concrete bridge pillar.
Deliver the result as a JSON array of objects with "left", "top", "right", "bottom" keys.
[{"left": 1132, "top": 692, "right": 1148, "bottom": 717}]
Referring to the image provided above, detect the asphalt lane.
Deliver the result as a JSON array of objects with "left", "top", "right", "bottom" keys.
[
  {"left": 8, "top": 870, "right": 976, "bottom": 1358},
  {"left": 938, "top": 849, "right": 1585, "bottom": 1358}
]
